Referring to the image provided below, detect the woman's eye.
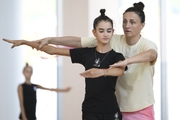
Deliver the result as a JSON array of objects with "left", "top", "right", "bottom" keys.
[
  {"left": 130, "top": 21, "right": 135, "bottom": 24},
  {"left": 123, "top": 20, "right": 127, "bottom": 24}
]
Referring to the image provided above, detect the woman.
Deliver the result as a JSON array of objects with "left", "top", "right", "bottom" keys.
[{"left": 3, "top": 9, "right": 127, "bottom": 120}]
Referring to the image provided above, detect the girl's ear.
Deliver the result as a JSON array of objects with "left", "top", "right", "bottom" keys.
[{"left": 92, "top": 29, "right": 96, "bottom": 37}]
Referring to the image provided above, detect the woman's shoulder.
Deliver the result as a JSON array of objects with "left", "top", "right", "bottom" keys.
[
  {"left": 140, "top": 36, "right": 157, "bottom": 46},
  {"left": 141, "top": 36, "right": 155, "bottom": 42},
  {"left": 139, "top": 36, "right": 158, "bottom": 50}
]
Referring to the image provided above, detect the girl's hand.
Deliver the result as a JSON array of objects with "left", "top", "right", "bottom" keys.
[
  {"left": 62, "top": 87, "right": 71, "bottom": 92},
  {"left": 80, "top": 68, "right": 104, "bottom": 78},
  {"left": 2, "top": 38, "right": 24, "bottom": 48}
]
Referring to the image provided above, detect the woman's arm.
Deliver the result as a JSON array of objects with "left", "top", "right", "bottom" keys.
[
  {"left": 80, "top": 67, "right": 125, "bottom": 78},
  {"left": 3, "top": 39, "right": 70, "bottom": 56},
  {"left": 125, "top": 49, "right": 157, "bottom": 64},
  {"left": 17, "top": 85, "right": 28, "bottom": 120},
  {"left": 110, "top": 49, "right": 157, "bottom": 68},
  {"left": 36, "top": 36, "right": 82, "bottom": 48},
  {"left": 37, "top": 85, "right": 71, "bottom": 92}
]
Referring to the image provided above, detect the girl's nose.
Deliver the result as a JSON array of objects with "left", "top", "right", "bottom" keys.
[{"left": 104, "top": 31, "right": 108, "bottom": 36}]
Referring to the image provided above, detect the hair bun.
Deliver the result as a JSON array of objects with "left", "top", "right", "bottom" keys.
[
  {"left": 100, "top": 9, "right": 106, "bottom": 17},
  {"left": 26, "top": 63, "right": 29, "bottom": 66},
  {"left": 133, "top": 2, "right": 144, "bottom": 11}
]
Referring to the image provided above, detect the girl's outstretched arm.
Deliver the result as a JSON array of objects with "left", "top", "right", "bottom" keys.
[
  {"left": 37, "top": 85, "right": 71, "bottom": 92},
  {"left": 3, "top": 38, "right": 70, "bottom": 56}
]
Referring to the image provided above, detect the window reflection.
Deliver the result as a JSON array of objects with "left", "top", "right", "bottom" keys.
[
  {"left": 22, "top": 0, "right": 58, "bottom": 119},
  {"left": 167, "top": 0, "right": 180, "bottom": 120}
]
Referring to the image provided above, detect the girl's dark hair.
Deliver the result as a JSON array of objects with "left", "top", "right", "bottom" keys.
[
  {"left": 93, "top": 9, "right": 113, "bottom": 29},
  {"left": 25, "top": 63, "right": 29, "bottom": 66},
  {"left": 123, "top": 2, "right": 145, "bottom": 23},
  {"left": 23, "top": 63, "right": 31, "bottom": 72}
]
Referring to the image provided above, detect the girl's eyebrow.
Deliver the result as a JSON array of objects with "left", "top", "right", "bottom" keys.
[
  {"left": 107, "top": 28, "right": 113, "bottom": 30},
  {"left": 98, "top": 28, "right": 113, "bottom": 30}
]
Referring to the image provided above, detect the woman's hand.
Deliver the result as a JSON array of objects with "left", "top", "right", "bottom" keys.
[{"left": 2, "top": 38, "right": 24, "bottom": 48}]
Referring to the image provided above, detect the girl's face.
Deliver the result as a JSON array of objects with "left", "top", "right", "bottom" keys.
[
  {"left": 122, "top": 12, "right": 145, "bottom": 38},
  {"left": 23, "top": 66, "right": 33, "bottom": 80},
  {"left": 92, "top": 20, "right": 114, "bottom": 45}
]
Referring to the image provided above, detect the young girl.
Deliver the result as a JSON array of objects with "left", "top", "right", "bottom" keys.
[
  {"left": 3, "top": 9, "right": 127, "bottom": 120},
  {"left": 18, "top": 63, "right": 70, "bottom": 120}
]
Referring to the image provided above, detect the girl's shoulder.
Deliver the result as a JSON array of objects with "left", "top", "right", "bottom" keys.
[{"left": 110, "top": 49, "right": 124, "bottom": 57}]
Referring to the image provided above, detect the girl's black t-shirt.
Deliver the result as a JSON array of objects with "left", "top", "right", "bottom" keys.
[
  {"left": 19, "top": 83, "right": 37, "bottom": 120},
  {"left": 70, "top": 47, "right": 126, "bottom": 113}
]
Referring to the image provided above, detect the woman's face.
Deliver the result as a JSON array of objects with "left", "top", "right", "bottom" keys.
[
  {"left": 122, "top": 12, "right": 145, "bottom": 38},
  {"left": 92, "top": 20, "right": 114, "bottom": 45}
]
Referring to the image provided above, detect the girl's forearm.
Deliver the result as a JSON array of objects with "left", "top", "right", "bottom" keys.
[{"left": 20, "top": 104, "right": 27, "bottom": 119}]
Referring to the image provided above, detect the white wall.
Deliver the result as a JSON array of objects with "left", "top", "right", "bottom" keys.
[
  {"left": 0, "top": 0, "right": 24, "bottom": 119},
  {"left": 60, "top": 0, "right": 88, "bottom": 120}
]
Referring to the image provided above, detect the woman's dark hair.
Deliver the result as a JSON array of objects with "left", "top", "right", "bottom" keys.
[
  {"left": 123, "top": 2, "right": 145, "bottom": 23},
  {"left": 93, "top": 9, "right": 113, "bottom": 29}
]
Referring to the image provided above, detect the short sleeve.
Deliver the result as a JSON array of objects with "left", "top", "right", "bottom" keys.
[
  {"left": 114, "top": 52, "right": 128, "bottom": 71},
  {"left": 70, "top": 48, "right": 84, "bottom": 64},
  {"left": 70, "top": 48, "right": 93, "bottom": 66},
  {"left": 144, "top": 40, "right": 158, "bottom": 66},
  {"left": 81, "top": 37, "right": 97, "bottom": 47}
]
